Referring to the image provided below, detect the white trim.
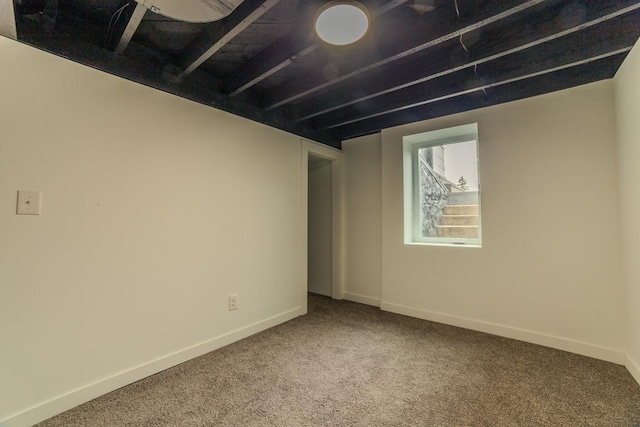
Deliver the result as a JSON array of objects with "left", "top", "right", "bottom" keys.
[
  {"left": 301, "top": 140, "right": 345, "bottom": 306},
  {"left": 626, "top": 353, "right": 640, "bottom": 386},
  {"left": 380, "top": 301, "right": 626, "bottom": 365},
  {"left": 0, "top": 308, "right": 302, "bottom": 427},
  {"left": 300, "top": 145, "right": 310, "bottom": 314},
  {"left": 343, "top": 292, "right": 382, "bottom": 307}
]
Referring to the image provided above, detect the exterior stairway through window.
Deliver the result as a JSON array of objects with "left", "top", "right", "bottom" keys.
[{"left": 436, "top": 205, "right": 479, "bottom": 238}]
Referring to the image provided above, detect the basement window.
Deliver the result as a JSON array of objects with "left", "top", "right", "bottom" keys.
[{"left": 403, "top": 123, "right": 482, "bottom": 247}]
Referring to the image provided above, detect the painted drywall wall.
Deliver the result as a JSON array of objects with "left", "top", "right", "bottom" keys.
[
  {"left": 0, "top": 37, "right": 306, "bottom": 426},
  {"left": 308, "top": 158, "right": 332, "bottom": 297},
  {"left": 342, "top": 134, "right": 382, "bottom": 306},
  {"left": 614, "top": 41, "right": 640, "bottom": 384},
  {"left": 345, "top": 81, "right": 624, "bottom": 362},
  {"left": 0, "top": 1, "right": 16, "bottom": 39}
]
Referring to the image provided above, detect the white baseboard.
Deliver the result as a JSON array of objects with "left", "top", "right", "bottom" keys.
[
  {"left": 1, "top": 308, "right": 302, "bottom": 427},
  {"left": 343, "top": 292, "right": 382, "bottom": 307},
  {"left": 626, "top": 353, "right": 640, "bottom": 386},
  {"left": 380, "top": 301, "right": 626, "bottom": 365}
]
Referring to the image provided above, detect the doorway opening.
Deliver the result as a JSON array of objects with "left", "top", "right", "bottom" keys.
[
  {"left": 300, "top": 140, "right": 343, "bottom": 314},
  {"left": 308, "top": 155, "right": 333, "bottom": 297}
]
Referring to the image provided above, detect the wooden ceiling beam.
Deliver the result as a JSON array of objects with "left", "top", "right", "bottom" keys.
[
  {"left": 315, "top": 26, "right": 635, "bottom": 129},
  {"left": 224, "top": 33, "right": 318, "bottom": 96},
  {"left": 177, "top": 0, "right": 282, "bottom": 79},
  {"left": 115, "top": 2, "right": 147, "bottom": 54},
  {"left": 223, "top": 0, "right": 410, "bottom": 97},
  {"left": 261, "top": 0, "right": 549, "bottom": 110},
  {"left": 292, "top": 0, "right": 640, "bottom": 123},
  {"left": 330, "top": 50, "right": 629, "bottom": 140}
]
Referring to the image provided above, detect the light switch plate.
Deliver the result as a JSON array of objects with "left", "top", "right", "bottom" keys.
[{"left": 17, "top": 191, "right": 41, "bottom": 215}]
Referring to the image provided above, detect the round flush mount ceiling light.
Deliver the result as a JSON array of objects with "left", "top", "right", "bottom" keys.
[{"left": 314, "top": 1, "right": 371, "bottom": 46}]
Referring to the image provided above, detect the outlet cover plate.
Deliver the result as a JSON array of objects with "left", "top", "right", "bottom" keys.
[{"left": 229, "top": 294, "right": 238, "bottom": 311}]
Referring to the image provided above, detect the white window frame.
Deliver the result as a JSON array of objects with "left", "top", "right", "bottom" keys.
[{"left": 402, "top": 123, "right": 482, "bottom": 247}]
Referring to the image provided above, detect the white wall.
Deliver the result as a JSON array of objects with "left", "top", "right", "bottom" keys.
[
  {"left": 0, "top": 37, "right": 307, "bottom": 426},
  {"left": 345, "top": 81, "right": 625, "bottom": 363},
  {"left": 614, "top": 41, "right": 640, "bottom": 384},
  {"left": 343, "top": 134, "right": 382, "bottom": 306},
  {"left": 308, "top": 158, "right": 332, "bottom": 297},
  {"left": 0, "top": 0, "right": 16, "bottom": 39}
]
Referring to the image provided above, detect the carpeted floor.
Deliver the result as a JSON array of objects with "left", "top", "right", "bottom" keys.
[{"left": 38, "top": 294, "right": 640, "bottom": 426}]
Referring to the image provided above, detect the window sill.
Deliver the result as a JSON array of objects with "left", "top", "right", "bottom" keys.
[{"left": 404, "top": 241, "right": 482, "bottom": 248}]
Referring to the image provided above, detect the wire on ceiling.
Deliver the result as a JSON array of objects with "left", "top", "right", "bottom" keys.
[
  {"left": 455, "top": 0, "right": 465, "bottom": 52},
  {"left": 105, "top": 2, "right": 130, "bottom": 47},
  {"left": 454, "top": 0, "right": 487, "bottom": 96},
  {"left": 459, "top": 34, "right": 469, "bottom": 52}
]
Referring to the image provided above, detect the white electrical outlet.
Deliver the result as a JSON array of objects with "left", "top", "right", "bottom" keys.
[
  {"left": 229, "top": 294, "right": 238, "bottom": 311},
  {"left": 16, "top": 191, "right": 42, "bottom": 215}
]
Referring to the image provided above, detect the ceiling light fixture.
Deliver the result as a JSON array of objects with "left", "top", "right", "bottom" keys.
[{"left": 314, "top": 1, "right": 371, "bottom": 46}]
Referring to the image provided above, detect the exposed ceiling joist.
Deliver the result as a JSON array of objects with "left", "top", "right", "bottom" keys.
[
  {"left": 262, "top": 0, "right": 548, "bottom": 110},
  {"left": 0, "top": 0, "right": 17, "bottom": 39},
  {"left": 10, "top": 0, "right": 640, "bottom": 147},
  {"left": 319, "top": 43, "right": 633, "bottom": 130},
  {"left": 225, "top": 34, "right": 318, "bottom": 96},
  {"left": 177, "top": 0, "right": 282, "bottom": 78},
  {"left": 373, "top": 0, "right": 412, "bottom": 16},
  {"left": 115, "top": 2, "right": 147, "bottom": 54},
  {"left": 335, "top": 51, "right": 626, "bottom": 140},
  {"left": 294, "top": 0, "right": 640, "bottom": 123},
  {"left": 224, "top": 0, "right": 410, "bottom": 97}
]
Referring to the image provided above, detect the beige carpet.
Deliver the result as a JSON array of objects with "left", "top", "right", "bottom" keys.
[{"left": 38, "top": 294, "right": 640, "bottom": 426}]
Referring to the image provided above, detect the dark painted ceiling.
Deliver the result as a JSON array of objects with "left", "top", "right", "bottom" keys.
[{"left": 11, "top": 0, "right": 640, "bottom": 148}]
